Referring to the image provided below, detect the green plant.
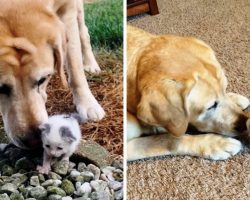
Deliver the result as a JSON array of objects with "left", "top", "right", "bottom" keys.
[{"left": 85, "top": 0, "right": 123, "bottom": 50}]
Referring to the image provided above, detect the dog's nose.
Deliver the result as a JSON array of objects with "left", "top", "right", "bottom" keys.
[
  {"left": 234, "top": 114, "right": 249, "bottom": 133},
  {"left": 21, "top": 128, "right": 42, "bottom": 148}
]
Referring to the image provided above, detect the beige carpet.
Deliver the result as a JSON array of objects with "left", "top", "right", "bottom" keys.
[{"left": 127, "top": 0, "right": 250, "bottom": 199}]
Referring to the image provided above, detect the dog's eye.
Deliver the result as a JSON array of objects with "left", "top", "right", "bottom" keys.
[
  {"left": 37, "top": 77, "right": 46, "bottom": 86},
  {"left": 0, "top": 84, "right": 11, "bottom": 96},
  {"left": 57, "top": 147, "right": 63, "bottom": 150},
  {"left": 45, "top": 144, "right": 50, "bottom": 148},
  {"left": 207, "top": 101, "right": 218, "bottom": 110}
]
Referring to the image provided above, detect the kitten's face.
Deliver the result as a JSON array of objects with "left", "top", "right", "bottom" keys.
[
  {"left": 40, "top": 123, "right": 76, "bottom": 158},
  {"left": 42, "top": 137, "right": 70, "bottom": 158}
]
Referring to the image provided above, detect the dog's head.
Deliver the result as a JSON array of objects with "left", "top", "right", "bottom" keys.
[
  {"left": 136, "top": 37, "right": 250, "bottom": 137},
  {"left": 0, "top": 3, "right": 67, "bottom": 148}
]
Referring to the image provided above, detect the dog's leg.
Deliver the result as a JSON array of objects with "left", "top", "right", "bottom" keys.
[
  {"left": 62, "top": 5, "right": 105, "bottom": 120},
  {"left": 227, "top": 92, "right": 250, "bottom": 110},
  {"left": 127, "top": 134, "right": 242, "bottom": 161},
  {"left": 77, "top": 0, "right": 101, "bottom": 73}
]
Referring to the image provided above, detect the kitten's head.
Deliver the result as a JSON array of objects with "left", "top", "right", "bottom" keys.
[{"left": 39, "top": 123, "right": 77, "bottom": 158}]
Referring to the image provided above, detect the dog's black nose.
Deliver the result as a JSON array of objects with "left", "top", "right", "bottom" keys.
[
  {"left": 21, "top": 128, "right": 42, "bottom": 149},
  {"left": 234, "top": 114, "right": 248, "bottom": 133}
]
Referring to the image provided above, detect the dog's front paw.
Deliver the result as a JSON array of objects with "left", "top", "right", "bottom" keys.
[
  {"left": 203, "top": 137, "right": 242, "bottom": 160},
  {"left": 76, "top": 98, "right": 105, "bottom": 121},
  {"left": 83, "top": 63, "right": 101, "bottom": 74},
  {"left": 227, "top": 92, "right": 250, "bottom": 110},
  {"left": 37, "top": 165, "right": 51, "bottom": 174}
]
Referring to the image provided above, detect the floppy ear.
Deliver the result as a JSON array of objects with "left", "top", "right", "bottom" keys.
[
  {"left": 52, "top": 31, "right": 68, "bottom": 88},
  {"left": 137, "top": 82, "right": 190, "bottom": 137}
]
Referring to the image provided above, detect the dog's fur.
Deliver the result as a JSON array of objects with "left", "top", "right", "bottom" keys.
[
  {"left": 0, "top": 0, "right": 104, "bottom": 148},
  {"left": 127, "top": 25, "right": 250, "bottom": 161}
]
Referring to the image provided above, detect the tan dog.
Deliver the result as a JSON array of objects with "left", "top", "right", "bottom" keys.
[
  {"left": 0, "top": 0, "right": 104, "bottom": 148},
  {"left": 127, "top": 25, "right": 250, "bottom": 161}
]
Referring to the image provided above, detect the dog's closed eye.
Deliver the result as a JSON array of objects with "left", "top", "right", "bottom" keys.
[
  {"left": 0, "top": 84, "right": 12, "bottom": 96},
  {"left": 207, "top": 101, "right": 218, "bottom": 110}
]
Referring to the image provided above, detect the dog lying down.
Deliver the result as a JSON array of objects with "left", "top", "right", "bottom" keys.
[
  {"left": 37, "top": 114, "right": 84, "bottom": 174},
  {"left": 127, "top": 25, "right": 250, "bottom": 161}
]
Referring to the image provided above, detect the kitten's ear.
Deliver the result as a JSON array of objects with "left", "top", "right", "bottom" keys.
[
  {"left": 71, "top": 113, "right": 87, "bottom": 124},
  {"left": 60, "top": 126, "right": 77, "bottom": 143},
  {"left": 39, "top": 123, "right": 50, "bottom": 134}
]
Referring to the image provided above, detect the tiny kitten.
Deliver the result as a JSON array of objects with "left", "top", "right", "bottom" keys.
[{"left": 37, "top": 113, "right": 84, "bottom": 174}]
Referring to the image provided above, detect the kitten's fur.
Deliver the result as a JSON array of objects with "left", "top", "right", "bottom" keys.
[{"left": 37, "top": 114, "right": 84, "bottom": 174}]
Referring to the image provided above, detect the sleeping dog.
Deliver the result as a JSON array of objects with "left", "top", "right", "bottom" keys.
[{"left": 127, "top": 25, "right": 250, "bottom": 161}]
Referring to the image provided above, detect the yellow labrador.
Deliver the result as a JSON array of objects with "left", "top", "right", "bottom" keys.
[
  {"left": 0, "top": 0, "right": 104, "bottom": 148},
  {"left": 127, "top": 25, "right": 250, "bottom": 161}
]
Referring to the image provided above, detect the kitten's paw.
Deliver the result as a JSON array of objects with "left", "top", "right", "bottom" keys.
[
  {"left": 203, "top": 137, "right": 242, "bottom": 160},
  {"left": 37, "top": 165, "right": 51, "bottom": 174}
]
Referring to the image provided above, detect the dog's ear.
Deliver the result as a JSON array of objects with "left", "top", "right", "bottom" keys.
[
  {"left": 52, "top": 30, "right": 68, "bottom": 88},
  {"left": 137, "top": 82, "right": 190, "bottom": 137}
]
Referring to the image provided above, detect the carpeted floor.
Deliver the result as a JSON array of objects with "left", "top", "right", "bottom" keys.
[{"left": 127, "top": 0, "right": 250, "bottom": 199}]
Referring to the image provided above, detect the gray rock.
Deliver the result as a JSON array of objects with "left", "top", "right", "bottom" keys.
[
  {"left": 61, "top": 179, "right": 74, "bottom": 195},
  {"left": 52, "top": 160, "right": 69, "bottom": 175},
  {"left": 91, "top": 190, "right": 113, "bottom": 200},
  {"left": 1, "top": 176, "right": 12, "bottom": 184},
  {"left": 74, "top": 140, "right": 111, "bottom": 168},
  {"left": 108, "top": 181, "right": 122, "bottom": 191},
  {"left": 38, "top": 174, "right": 45, "bottom": 183},
  {"left": 11, "top": 173, "right": 28, "bottom": 187},
  {"left": 61, "top": 197, "right": 73, "bottom": 200},
  {"left": 101, "top": 167, "right": 115, "bottom": 176},
  {"left": 77, "top": 182, "right": 92, "bottom": 195},
  {"left": 114, "top": 188, "right": 123, "bottom": 200},
  {"left": 15, "top": 158, "right": 34, "bottom": 171},
  {"left": 29, "top": 186, "right": 47, "bottom": 199},
  {"left": 0, "top": 193, "right": 10, "bottom": 200},
  {"left": 87, "top": 164, "right": 101, "bottom": 180},
  {"left": 0, "top": 159, "right": 9, "bottom": 170},
  {"left": 0, "top": 183, "right": 18, "bottom": 194},
  {"left": 67, "top": 162, "right": 76, "bottom": 173},
  {"left": 48, "top": 172, "right": 62, "bottom": 180},
  {"left": 47, "top": 194, "right": 62, "bottom": 200},
  {"left": 81, "top": 171, "right": 94, "bottom": 182},
  {"left": 30, "top": 176, "right": 39, "bottom": 186},
  {"left": 75, "top": 182, "right": 81, "bottom": 190},
  {"left": 100, "top": 174, "right": 109, "bottom": 182},
  {"left": 9, "top": 193, "right": 24, "bottom": 200},
  {"left": 17, "top": 185, "right": 27, "bottom": 197},
  {"left": 41, "top": 180, "right": 54, "bottom": 187},
  {"left": 75, "top": 176, "right": 84, "bottom": 183},
  {"left": 2, "top": 165, "right": 14, "bottom": 176},
  {"left": 25, "top": 199, "right": 36, "bottom": 200},
  {"left": 70, "top": 170, "right": 80, "bottom": 177},
  {"left": 90, "top": 180, "right": 108, "bottom": 192},
  {"left": 113, "top": 169, "right": 123, "bottom": 182},
  {"left": 77, "top": 162, "right": 87, "bottom": 172},
  {"left": 47, "top": 186, "right": 66, "bottom": 197},
  {"left": 111, "top": 159, "right": 123, "bottom": 170},
  {"left": 101, "top": 167, "right": 116, "bottom": 181},
  {"left": 52, "top": 180, "right": 62, "bottom": 187}
]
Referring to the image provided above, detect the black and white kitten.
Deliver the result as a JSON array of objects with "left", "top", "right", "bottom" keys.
[{"left": 37, "top": 114, "right": 84, "bottom": 174}]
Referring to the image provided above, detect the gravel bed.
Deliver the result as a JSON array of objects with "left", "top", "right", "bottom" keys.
[{"left": 0, "top": 144, "right": 123, "bottom": 200}]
